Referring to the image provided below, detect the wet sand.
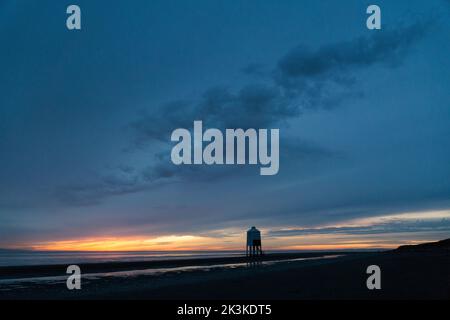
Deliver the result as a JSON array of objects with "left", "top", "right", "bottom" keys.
[
  {"left": 0, "top": 252, "right": 345, "bottom": 279},
  {"left": 0, "top": 251, "right": 449, "bottom": 300}
]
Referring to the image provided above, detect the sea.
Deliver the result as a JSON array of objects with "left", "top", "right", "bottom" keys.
[{"left": 0, "top": 250, "right": 249, "bottom": 267}]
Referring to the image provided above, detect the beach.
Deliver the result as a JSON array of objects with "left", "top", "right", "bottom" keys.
[{"left": 1, "top": 251, "right": 448, "bottom": 300}]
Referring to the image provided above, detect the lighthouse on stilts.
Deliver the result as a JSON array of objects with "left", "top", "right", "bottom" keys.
[{"left": 246, "top": 226, "right": 263, "bottom": 257}]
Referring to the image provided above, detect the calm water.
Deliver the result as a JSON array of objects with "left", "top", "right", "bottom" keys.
[{"left": 0, "top": 250, "right": 247, "bottom": 267}]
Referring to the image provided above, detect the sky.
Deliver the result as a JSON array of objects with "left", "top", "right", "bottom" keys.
[{"left": 0, "top": 0, "right": 449, "bottom": 251}]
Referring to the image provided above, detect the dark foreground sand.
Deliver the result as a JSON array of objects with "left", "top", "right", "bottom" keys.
[{"left": 0, "top": 251, "right": 449, "bottom": 300}]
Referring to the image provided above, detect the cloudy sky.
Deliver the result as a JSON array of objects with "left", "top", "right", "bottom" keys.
[{"left": 1, "top": 0, "right": 449, "bottom": 251}]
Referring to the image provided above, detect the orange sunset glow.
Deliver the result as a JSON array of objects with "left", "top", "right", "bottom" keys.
[{"left": 30, "top": 235, "right": 230, "bottom": 251}]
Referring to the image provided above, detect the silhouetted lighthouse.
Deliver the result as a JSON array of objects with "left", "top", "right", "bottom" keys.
[{"left": 246, "top": 226, "right": 263, "bottom": 257}]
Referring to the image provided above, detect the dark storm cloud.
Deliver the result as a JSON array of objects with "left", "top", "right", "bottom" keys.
[
  {"left": 274, "top": 21, "right": 430, "bottom": 109},
  {"left": 132, "top": 21, "right": 429, "bottom": 143},
  {"left": 57, "top": 21, "right": 430, "bottom": 207},
  {"left": 277, "top": 22, "right": 429, "bottom": 79},
  {"left": 57, "top": 125, "right": 338, "bottom": 206},
  {"left": 131, "top": 84, "right": 293, "bottom": 144},
  {"left": 121, "top": 22, "right": 430, "bottom": 187}
]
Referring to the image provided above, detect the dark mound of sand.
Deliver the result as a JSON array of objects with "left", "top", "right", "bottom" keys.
[{"left": 393, "top": 238, "right": 450, "bottom": 252}]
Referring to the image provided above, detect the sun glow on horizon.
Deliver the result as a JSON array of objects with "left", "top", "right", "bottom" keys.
[{"left": 30, "top": 235, "right": 232, "bottom": 252}]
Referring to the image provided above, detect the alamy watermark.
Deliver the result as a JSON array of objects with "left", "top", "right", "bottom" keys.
[
  {"left": 66, "top": 265, "right": 81, "bottom": 290},
  {"left": 170, "top": 121, "right": 279, "bottom": 176},
  {"left": 366, "top": 265, "right": 381, "bottom": 290}
]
